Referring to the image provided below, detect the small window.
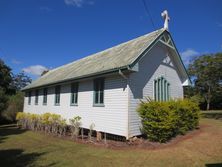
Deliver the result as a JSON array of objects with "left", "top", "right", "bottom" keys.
[
  {"left": 70, "top": 83, "right": 78, "bottom": 106},
  {"left": 154, "top": 77, "right": 170, "bottom": 101},
  {"left": 43, "top": 88, "right": 48, "bottom": 105},
  {"left": 28, "top": 91, "right": 31, "bottom": 105},
  {"left": 93, "top": 78, "right": 104, "bottom": 106},
  {"left": 35, "top": 90, "right": 39, "bottom": 105},
  {"left": 55, "top": 85, "right": 61, "bottom": 105}
]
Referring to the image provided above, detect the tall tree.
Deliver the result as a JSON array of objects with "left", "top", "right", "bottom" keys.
[
  {"left": 12, "top": 71, "right": 32, "bottom": 90},
  {"left": 0, "top": 59, "right": 14, "bottom": 113},
  {"left": 188, "top": 53, "right": 222, "bottom": 110},
  {"left": 0, "top": 59, "right": 14, "bottom": 94}
]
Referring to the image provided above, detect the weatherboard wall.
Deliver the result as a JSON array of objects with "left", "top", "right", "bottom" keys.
[
  {"left": 128, "top": 44, "right": 184, "bottom": 137},
  {"left": 23, "top": 75, "right": 129, "bottom": 137}
]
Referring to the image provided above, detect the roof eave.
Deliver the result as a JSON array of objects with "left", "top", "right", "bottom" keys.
[
  {"left": 129, "top": 29, "right": 166, "bottom": 68},
  {"left": 21, "top": 66, "right": 130, "bottom": 91},
  {"left": 165, "top": 31, "right": 192, "bottom": 85}
]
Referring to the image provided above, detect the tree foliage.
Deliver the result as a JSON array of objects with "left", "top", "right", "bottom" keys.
[
  {"left": 12, "top": 71, "right": 32, "bottom": 90},
  {"left": 187, "top": 53, "right": 222, "bottom": 110},
  {"left": 2, "top": 91, "right": 24, "bottom": 122},
  {"left": 0, "top": 59, "right": 14, "bottom": 95},
  {"left": 0, "top": 88, "right": 8, "bottom": 114},
  {"left": 0, "top": 59, "right": 13, "bottom": 115},
  {"left": 0, "top": 59, "right": 31, "bottom": 122}
]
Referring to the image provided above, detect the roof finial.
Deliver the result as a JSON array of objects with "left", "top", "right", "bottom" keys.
[{"left": 161, "top": 10, "right": 170, "bottom": 30}]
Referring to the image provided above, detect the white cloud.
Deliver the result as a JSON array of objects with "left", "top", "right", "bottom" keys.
[
  {"left": 180, "top": 49, "right": 199, "bottom": 66},
  {"left": 23, "top": 65, "right": 48, "bottom": 76},
  {"left": 11, "top": 59, "right": 22, "bottom": 65},
  {"left": 64, "top": 0, "right": 94, "bottom": 7}
]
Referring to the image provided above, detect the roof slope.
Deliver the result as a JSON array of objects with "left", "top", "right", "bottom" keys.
[{"left": 23, "top": 28, "right": 165, "bottom": 90}]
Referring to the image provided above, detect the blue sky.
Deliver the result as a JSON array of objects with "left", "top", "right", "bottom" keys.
[{"left": 0, "top": 0, "right": 222, "bottom": 79}]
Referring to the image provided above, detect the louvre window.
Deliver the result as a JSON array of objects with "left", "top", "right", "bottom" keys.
[
  {"left": 35, "top": 90, "right": 39, "bottom": 105},
  {"left": 70, "top": 83, "right": 78, "bottom": 105},
  {"left": 55, "top": 85, "right": 61, "bottom": 105},
  {"left": 28, "top": 91, "right": 31, "bottom": 105},
  {"left": 43, "top": 88, "right": 47, "bottom": 105},
  {"left": 94, "top": 78, "right": 104, "bottom": 106}
]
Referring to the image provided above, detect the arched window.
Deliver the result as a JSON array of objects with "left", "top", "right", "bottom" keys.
[{"left": 154, "top": 77, "right": 170, "bottom": 101}]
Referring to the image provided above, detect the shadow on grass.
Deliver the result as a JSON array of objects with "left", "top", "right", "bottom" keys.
[
  {"left": 0, "top": 124, "right": 27, "bottom": 143},
  {"left": 0, "top": 125, "right": 57, "bottom": 166},
  {"left": 206, "top": 163, "right": 222, "bottom": 167},
  {"left": 0, "top": 149, "right": 56, "bottom": 167}
]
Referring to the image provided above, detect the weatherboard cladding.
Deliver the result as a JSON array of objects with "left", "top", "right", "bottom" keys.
[
  {"left": 128, "top": 44, "right": 184, "bottom": 137},
  {"left": 23, "top": 28, "right": 165, "bottom": 90},
  {"left": 24, "top": 75, "right": 129, "bottom": 137}
]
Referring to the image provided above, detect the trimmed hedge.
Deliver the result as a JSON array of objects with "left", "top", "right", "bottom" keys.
[{"left": 137, "top": 98, "right": 200, "bottom": 143}]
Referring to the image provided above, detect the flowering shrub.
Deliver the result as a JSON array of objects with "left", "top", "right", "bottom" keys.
[{"left": 16, "top": 112, "right": 68, "bottom": 136}]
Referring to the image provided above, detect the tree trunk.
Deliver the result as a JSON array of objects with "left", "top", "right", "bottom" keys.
[
  {"left": 206, "top": 85, "right": 211, "bottom": 111},
  {"left": 206, "top": 101, "right": 210, "bottom": 110}
]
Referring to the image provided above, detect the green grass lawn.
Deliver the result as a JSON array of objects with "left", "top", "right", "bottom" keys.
[
  {"left": 201, "top": 110, "right": 222, "bottom": 120},
  {"left": 0, "top": 119, "right": 222, "bottom": 167},
  {"left": 201, "top": 110, "right": 222, "bottom": 113}
]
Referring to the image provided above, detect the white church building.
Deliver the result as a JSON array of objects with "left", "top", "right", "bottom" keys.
[{"left": 22, "top": 11, "right": 190, "bottom": 139}]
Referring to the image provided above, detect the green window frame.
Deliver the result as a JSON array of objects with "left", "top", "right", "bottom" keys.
[
  {"left": 167, "top": 83, "right": 170, "bottom": 101},
  {"left": 28, "top": 91, "right": 31, "bottom": 105},
  {"left": 35, "top": 90, "right": 39, "bottom": 105},
  {"left": 164, "top": 80, "right": 167, "bottom": 101},
  {"left": 43, "top": 88, "right": 47, "bottom": 105},
  {"left": 154, "top": 77, "right": 170, "bottom": 101},
  {"left": 93, "top": 78, "right": 104, "bottom": 106},
  {"left": 70, "top": 83, "right": 78, "bottom": 106},
  {"left": 154, "top": 80, "right": 157, "bottom": 100},
  {"left": 158, "top": 78, "right": 161, "bottom": 101},
  {"left": 55, "top": 85, "right": 61, "bottom": 105}
]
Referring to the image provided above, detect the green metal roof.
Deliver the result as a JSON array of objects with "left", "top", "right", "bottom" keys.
[{"left": 22, "top": 28, "right": 165, "bottom": 90}]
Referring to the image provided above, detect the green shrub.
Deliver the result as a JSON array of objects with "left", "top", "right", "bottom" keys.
[
  {"left": 137, "top": 98, "right": 200, "bottom": 143},
  {"left": 69, "top": 116, "right": 81, "bottom": 139}
]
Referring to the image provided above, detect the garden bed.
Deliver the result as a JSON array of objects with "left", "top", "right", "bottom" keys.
[{"left": 18, "top": 124, "right": 202, "bottom": 150}]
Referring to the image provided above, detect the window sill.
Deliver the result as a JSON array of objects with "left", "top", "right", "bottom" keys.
[
  {"left": 70, "top": 104, "right": 78, "bottom": 106},
  {"left": 43, "top": 103, "right": 47, "bottom": 106},
  {"left": 93, "top": 104, "right": 105, "bottom": 107},
  {"left": 35, "top": 103, "right": 38, "bottom": 105},
  {"left": 54, "top": 104, "right": 60, "bottom": 106}
]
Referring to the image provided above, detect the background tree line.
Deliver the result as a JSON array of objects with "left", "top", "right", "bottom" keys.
[
  {"left": 0, "top": 59, "right": 31, "bottom": 124},
  {"left": 185, "top": 52, "right": 222, "bottom": 110}
]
